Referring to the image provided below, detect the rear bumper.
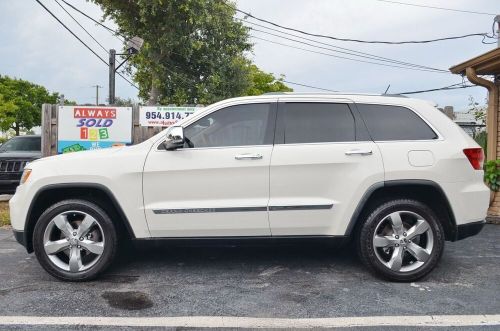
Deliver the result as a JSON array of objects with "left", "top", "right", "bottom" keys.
[{"left": 455, "top": 220, "right": 485, "bottom": 241}]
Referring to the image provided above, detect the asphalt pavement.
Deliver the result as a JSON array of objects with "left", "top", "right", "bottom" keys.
[{"left": 0, "top": 224, "right": 498, "bottom": 329}]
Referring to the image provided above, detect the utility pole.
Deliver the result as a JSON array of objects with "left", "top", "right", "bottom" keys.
[
  {"left": 92, "top": 85, "right": 103, "bottom": 105},
  {"left": 107, "top": 37, "right": 144, "bottom": 106},
  {"left": 108, "top": 49, "right": 116, "bottom": 105}
]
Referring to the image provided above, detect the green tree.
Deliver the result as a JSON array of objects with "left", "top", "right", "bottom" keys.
[
  {"left": 93, "top": 0, "right": 254, "bottom": 105},
  {"left": 468, "top": 95, "right": 487, "bottom": 125},
  {"left": 0, "top": 75, "right": 59, "bottom": 135},
  {"left": 467, "top": 96, "right": 488, "bottom": 156},
  {"left": 111, "top": 96, "right": 137, "bottom": 106},
  {"left": 245, "top": 64, "right": 293, "bottom": 95}
]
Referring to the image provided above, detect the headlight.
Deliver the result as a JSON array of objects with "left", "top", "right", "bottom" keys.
[{"left": 20, "top": 169, "right": 32, "bottom": 184}]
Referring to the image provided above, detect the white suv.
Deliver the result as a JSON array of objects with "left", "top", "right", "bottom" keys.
[{"left": 9, "top": 94, "right": 489, "bottom": 282}]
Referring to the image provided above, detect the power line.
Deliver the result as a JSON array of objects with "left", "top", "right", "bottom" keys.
[
  {"left": 250, "top": 35, "right": 449, "bottom": 74},
  {"left": 232, "top": 5, "right": 492, "bottom": 44},
  {"left": 239, "top": 18, "right": 447, "bottom": 72},
  {"left": 59, "top": 0, "right": 143, "bottom": 50},
  {"left": 58, "top": 0, "right": 142, "bottom": 87},
  {"left": 35, "top": 0, "right": 108, "bottom": 65},
  {"left": 54, "top": 0, "right": 108, "bottom": 53},
  {"left": 249, "top": 27, "right": 447, "bottom": 73},
  {"left": 398, "top": 84, "right": 477, "bottom": 95},
  {"left": 116, "top": 72, "right": 138, "bottom": 89},
  {"left": 59, "top": 0, "right": 125, "bottom": 40},
  {"left": 282, "top": 80, "right": 337, "bottom": 92},
  {"left": 374, "top": 0, "right": 497, "bottom": 16},
  {"left": 57, "top": 1, "right": 442, "bottom": 93},
  {"left": 34, "top": 0, "right": 138, "bottom": 89},
  {"left": 58, "top": 0, "right": 214, "bottom": 89}
]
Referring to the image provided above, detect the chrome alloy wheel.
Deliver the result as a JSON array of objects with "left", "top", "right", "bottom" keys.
[
  {"left": 42, "top": 211, "right": 105, "bottom": 272},
  {"left": 372, "top": 211, "right": 434, "bottom": 273}
]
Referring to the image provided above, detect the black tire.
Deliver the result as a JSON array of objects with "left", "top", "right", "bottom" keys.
[
  {"left": 33, "top": 199, "right": 117, "bottom": 281},
  {"left": 357, "top": 199, "right": 444, "bottom": 282}
]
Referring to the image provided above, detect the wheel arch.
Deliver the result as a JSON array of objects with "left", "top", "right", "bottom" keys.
[
  {"left": 346, "top": 180, "right": 457, "bottom": 241},
  {"left": 23, "top": 183, "right": 135, "bottom": 253}
]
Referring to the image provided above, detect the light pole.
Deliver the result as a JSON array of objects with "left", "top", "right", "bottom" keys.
[{"left": 108, "top": 36, "right": 144, "bottom": 105}]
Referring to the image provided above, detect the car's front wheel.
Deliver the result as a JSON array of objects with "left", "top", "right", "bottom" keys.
[
  {"left": 33, "top": 199, "right": 117, "bottom": 281},
  {"left": 358, "top": 199, "right": 445, "bottom": 282}
]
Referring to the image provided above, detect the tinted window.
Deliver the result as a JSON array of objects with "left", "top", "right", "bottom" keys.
[
  {"left": 284, "top": 103, "right": 355, "bottom": 143},
  {"left": 357, "top": 104, "right": 437, "bottom": 141},
  {"left": 0, "top": 136, "right": 41, "bottom": 152},
  {"left": 184, "top": 103, "right": 273, "bottom": 148}
]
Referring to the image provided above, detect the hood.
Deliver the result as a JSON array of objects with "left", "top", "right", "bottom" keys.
[
  {"left": 0, "top": 151, "right": 41, "bottom": 159},
  {"left": 26, "top": 143, "right": 149, "bottom": 180},
  {"left": 39, "top": 145, "right": 126, "bottom": 163}
]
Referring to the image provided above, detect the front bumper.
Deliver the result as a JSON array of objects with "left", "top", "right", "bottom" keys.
[
  {"left": 455, "top": 220, "right": 485, "bottom": 241},
  {"left": 12, "top": 229, "right": 26, "bottom": 248},
  {"left": 0, "top": 172, "right": 22, "bottom": 193}
]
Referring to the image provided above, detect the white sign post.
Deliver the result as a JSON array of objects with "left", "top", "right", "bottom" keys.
[
  {"left": 57, "top": 106, "right": 132, "bottom": 154},
  {"left": 139, "top": 106, "right": 199, "bottom": 127}
]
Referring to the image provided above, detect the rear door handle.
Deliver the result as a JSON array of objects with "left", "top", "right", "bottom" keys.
[
  {"left": 345, "top": 149, "right": 373, "bottom": 156},
  {"left": 235, "top": 153, "right": 263, "bottom": 160}
]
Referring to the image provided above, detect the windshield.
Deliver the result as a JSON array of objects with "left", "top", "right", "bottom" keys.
[{"left": 0, "top": 136, "right": 41, "bottom": 152}]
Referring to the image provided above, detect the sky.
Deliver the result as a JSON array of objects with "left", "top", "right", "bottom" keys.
[{"left": 0, "top": 0, "right": 498, "bottom": 111}]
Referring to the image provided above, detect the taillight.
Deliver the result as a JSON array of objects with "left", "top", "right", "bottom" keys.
[{"left": 463, "top": 148, "right": 484, "bottom": 170}]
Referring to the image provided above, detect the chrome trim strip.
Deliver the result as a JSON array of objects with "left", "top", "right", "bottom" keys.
[
  {"left": 269, "top": 204, "right": 334, "bottom": 211},
  {"left": 153, "top": 207, "right": 268, "bottom": 214},
  {"left": 153, "top": 204, "right": 334, "bottom": 214}
]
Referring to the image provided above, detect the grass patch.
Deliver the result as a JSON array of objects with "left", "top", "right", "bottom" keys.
[{"left": 0, "top": 202, "right": 10, "bottom": 227}]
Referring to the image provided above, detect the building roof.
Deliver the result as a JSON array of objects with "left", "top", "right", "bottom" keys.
[
  {"left": 449, "top": 48, "right": 500, "bottom": 75},
  {"left": 454, "top": 112, "right": 478, "bottom": 124}
]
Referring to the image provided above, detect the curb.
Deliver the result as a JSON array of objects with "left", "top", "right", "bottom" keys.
[{"left": 486, "top": 216, "right": 500, "bottom": 225}]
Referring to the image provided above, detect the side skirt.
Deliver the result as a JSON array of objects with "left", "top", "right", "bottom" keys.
[{"left": 131, "top": 235, "right": 350, "bottom": 247}]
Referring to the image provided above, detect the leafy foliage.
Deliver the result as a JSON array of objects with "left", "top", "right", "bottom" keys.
[
  {"left": 467, "top": 96, "right": 488, "bottom": 158},
  {"left": 93, "top": 0, "right": 249, "bottom": 105},
  {"left": 245, "top": 64, "right": 293, "bottom": 96},
  {"left": 468, "top": 95, "right": 487, "bottom": 125},
  {"left": 0, "top": 202, "right": 9, "bottom": 227},
  {"left": 92, "top": 0, "right": 291, "bottom": 105},
  {"left": 112, "top": 96, "right": 137, "bottom": 106},
  {"left": 0, "top": 75, "right": 59, "bottom": 135},
  {"left": 484, "top": 160, "right": 500, "bottom": 192},
  {"left": 474, "top": 130, "right": 487, "bottom": 158}
]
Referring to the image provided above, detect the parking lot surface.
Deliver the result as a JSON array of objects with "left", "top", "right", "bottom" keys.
[{"left": 0, "top": 225, "right": 498, "bottom": 329}]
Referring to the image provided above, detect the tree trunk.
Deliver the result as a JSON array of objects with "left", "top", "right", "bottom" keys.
[
  {"left": 148, "top": 84, "right": 160, "bottom": 106},
  {"left": 147, "top": 50, "right": 162, "bottom": 106},
  {"left": 13, "top": 124, "right": 19, "bottom": 136}
]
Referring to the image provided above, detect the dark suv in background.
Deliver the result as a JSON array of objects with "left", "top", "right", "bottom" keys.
[{"left": 0, "top": 135, "right": 41, "bottom": 193}]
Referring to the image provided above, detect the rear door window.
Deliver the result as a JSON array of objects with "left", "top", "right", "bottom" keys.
[
  {"left": 283, "top": 103, "right": 356, "bottom": 144},
  {"left": 356, "top": 104, "right": 437, "bottom": 141}
]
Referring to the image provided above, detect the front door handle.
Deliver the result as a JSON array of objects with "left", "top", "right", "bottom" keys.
[
  {"left": 235, "top": 153, "right": 263, "bottom": 160},
  {"left": 345, "top": 149, "right": 373, "bottom": 156}
]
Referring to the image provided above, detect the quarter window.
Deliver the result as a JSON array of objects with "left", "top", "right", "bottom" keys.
[
  {"left": 283, "top": 103, "right": 355, "bottom": 144},
  {"left": 357, "top": 104, "right": 437, "bottom": 141},
  {"left": 184, "top": 103, "right": 273, "bottom": 148}
]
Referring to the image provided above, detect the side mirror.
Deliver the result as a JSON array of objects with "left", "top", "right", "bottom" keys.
[{"left": 163, "top": 126, "right": 185, "bottom": 150}]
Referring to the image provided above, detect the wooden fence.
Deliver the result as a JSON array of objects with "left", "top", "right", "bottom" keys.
[{"left": 41, "top": 104, "right": 165, "bottom": 157}]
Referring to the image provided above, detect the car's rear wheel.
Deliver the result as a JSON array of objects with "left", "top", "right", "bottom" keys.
[
  {"left": 357, "top": 199, "right": 444, "bottom": 282},
  {"left": 33, "top": 199, "right": 117, "bottom": 281}
]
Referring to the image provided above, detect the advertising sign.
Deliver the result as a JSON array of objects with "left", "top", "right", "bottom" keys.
[
  {"left": 57, "top": 106, "right": 132, "bottom": 154},
  {"left": 139, "top": 106, "right": 199, "bottom": 127}
]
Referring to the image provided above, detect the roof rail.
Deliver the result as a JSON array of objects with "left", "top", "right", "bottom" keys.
[{"left": 262, "top": 92, "right": 408, "bottom": 98}]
